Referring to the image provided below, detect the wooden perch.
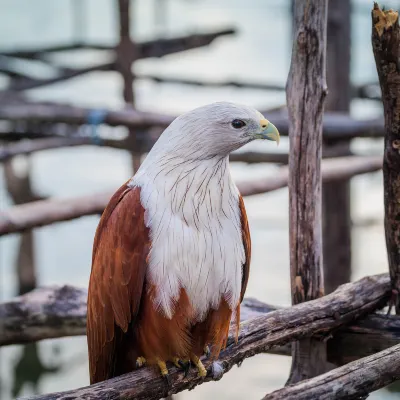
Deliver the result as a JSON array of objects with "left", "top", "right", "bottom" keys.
[
  {"left": 18, "top": 274, "right": 391, "bottom": 399},
  {"left": 263, "top": 343, "right": 400, "bottom": 400},
  {"left": 1, "top": 281, "right": 399, "bottom": 365},
  {"left": 0, "top": 156, "right": 382, "bottom": 236},
  {"left": 372, "top": 3, "right": 400, "bottom": 314},
  {"left": 286, "top": 0, "right": 328, "bottom": 383},
  {"left": 0, "top": 100, "right": 386, "bottom": 140}
]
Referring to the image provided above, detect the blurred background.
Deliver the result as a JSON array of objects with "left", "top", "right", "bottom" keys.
[{"left": 0, "top": 0, "right": 399, "bottom": 399}]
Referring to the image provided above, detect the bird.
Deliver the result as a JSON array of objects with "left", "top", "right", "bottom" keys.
[{"left": 86, "top": 102, "right": 280, "bottom": 384}]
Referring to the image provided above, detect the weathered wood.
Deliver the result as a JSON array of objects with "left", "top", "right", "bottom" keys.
[
  {"left": 327, "top": 313, "right": 400, "bottom": 365},
  {"left": 0, "top": 156, "right": 382, "bottom": 236},
  {"left": 263, "top": 343, "right": 400, "bottom": 400},
  {"left": 18, "top": 274, "right": 391, "bottom": 399},
  {"left": 372, "top": 3, "right": 400, "bottom": 314},
  {"left": 286, "top": 0, "right": 328, "bottom": 383},
  {"left": 0, "top": 137, "right": 129, "bottom": 161},
  {"left": 0, "top": 136, "right": 351, "bottom": 163},
  {"left": 0, "top": 101, "right": 386, "bottom": 139},
  {"left": 323, "top": 0, "right": 352, "bottom": 295},
  {"left": 1, "top": 283, "right": 398, "bottom": 366}
]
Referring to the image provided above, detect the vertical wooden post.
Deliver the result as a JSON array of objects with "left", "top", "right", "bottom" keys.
[
  {"left": 286, "top": 0, "right": 328, "bottom": 384},
  {"left": 117, "top": 0, "right": 141, "bottom": 173},
  {"left": 323, "top": 0, "right": 352, "bottom": 294},
  {"left": 371, "top": 3, "right": 400, "bottom": 314}
]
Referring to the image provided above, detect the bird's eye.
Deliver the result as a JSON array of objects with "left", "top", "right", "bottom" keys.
[{"left": 231, "top": 119, "right": 246, "bottom": 129}]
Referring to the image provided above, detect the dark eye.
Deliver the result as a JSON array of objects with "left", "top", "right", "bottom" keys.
[{"left": 231, "top": 119, "right": 246, "bottom": 129}]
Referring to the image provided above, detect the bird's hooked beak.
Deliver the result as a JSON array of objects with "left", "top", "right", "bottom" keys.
[{"left": 254, "top": 119, "right": 280, "bottom": 145}]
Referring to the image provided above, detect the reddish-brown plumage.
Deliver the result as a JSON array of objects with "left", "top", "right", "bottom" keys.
[{"left": 87, "top": 184, "right": 251, "bottom": 384}]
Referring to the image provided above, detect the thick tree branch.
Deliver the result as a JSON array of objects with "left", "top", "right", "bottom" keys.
[
  {"left": 17, "top": 274, "right": 391, "bottom": 399},
  {"left": 263, "top": 343, "right": 400, "bottom": 400},
  {"left": 0, "top": 156, "right": 382, "bottom": 236},
  {"left": 372, "top": 3, "right": 400, "bottom": 314}
]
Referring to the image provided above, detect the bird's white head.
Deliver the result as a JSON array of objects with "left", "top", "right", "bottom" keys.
[{"left": 151, "top": 102, "right": 280, "bottom": 161}]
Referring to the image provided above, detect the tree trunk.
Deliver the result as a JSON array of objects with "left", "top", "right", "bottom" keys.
[
  {"left": 322, "top": 0, "right": 352, "bottom": 294},
  {"left": 286, "top": 0, "right": 328, "bottom": 384},
  {"left": 371, "top": 3, "right": 400, "bottom": 314}
]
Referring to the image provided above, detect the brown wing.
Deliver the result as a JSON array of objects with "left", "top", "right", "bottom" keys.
[
  {"left": 87, "top": 183, "right": 150, "bottom": 384},
  {"left": 238, "top": 195, "right": 251, "bottom": 302}
]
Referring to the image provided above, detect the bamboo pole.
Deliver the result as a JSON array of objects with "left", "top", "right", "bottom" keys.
[{"left": 286, "top": 0, "right": 328, "bottom": 383}]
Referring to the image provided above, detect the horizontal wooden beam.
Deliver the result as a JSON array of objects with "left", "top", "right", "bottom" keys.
[
  {"left": 0, "top": 156, "right": 382, "bottom": 236},
  {"left": 0, "top": 101, "right": 386, "bottom": 140},
  {"left": 263, "top": 343, "right": 400, "bottom": 400},
  {"left": 11, "top": 274, "right": 392, "bottom": 399},
  {"left": 0, "top": 135, "right": 352, "bottom": 163}
]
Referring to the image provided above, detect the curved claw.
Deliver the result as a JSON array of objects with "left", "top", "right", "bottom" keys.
[
  {"left": 136, "top": 356, "right": 146, "bottom": 368},
  {"left": 172, "top": 358, "right": 191, "bottom": 377},
  {"left": 204, "top": 345, "right": 211, "bottom": 358}
]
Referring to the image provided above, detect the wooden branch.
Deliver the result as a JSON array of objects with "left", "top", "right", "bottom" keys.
[
  {"left": 0, "top": 42, "right": 112, "bottom": 59},
  {"left": 0, "top": 100, "right": 386, "bottom": 139},
  {"left": 17, "top": 274, "right": 391, "bottom": 399},
  {"left": 9, "top": 62, "right": 116, "bottom": 92},
  {"left": 323, "top": 0, "right": 352, "bottom": 295},
  {"left": 0, "top": 136, "right": 351, "bottom": 163},
  {"left": 372, "top": 3, "right": 400, "bottom": 314},
  {"left": 263, "top": 343, "right": 400, "bottom": 400},
  {"left": 0, "top": 156, "right": 382, "bottom": 236},
  {"left": 0, "top": 137, "right": 129, "bottom": 161},
  {"left": 286, "top": 0, "right": 328, "bottom": 383},
  {"left": 1, "top": 283, "right": 398, "bottom": 365}
]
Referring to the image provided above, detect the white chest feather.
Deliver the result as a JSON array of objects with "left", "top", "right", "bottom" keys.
[{"left": 129, "top": 156, "right": 245, "bottom": 321}]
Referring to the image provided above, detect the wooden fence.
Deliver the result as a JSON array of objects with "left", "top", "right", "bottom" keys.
[{"left": 0, "top": 1, "right": 400, "bottom": 399}]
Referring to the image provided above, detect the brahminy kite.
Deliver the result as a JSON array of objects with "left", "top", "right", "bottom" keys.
[{"left": 87, "top": 102, "right": 280, "bottom": 384}]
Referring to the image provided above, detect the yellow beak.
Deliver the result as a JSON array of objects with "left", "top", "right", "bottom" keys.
[{"left": 257, "top": 119, "right": 280, "bottom": 145}]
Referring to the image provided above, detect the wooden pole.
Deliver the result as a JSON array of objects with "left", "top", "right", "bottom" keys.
[
  {"left": 322, "top": 0, "right": 352, "bottom": 294},
  {"left": 371, "top": 3, "right": 400, "bottom": 314},
  {"left": 286, "top": 0, "right": 328, "bottom": 383},
  {"left": 116, "top": 0, "right": 141, "bottom": 173}
]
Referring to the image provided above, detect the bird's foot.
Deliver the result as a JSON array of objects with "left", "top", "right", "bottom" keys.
[
  {"left": 136, "top": 356, "right": 147, "bottom": 368},
  {"left": 190, "top": 355, "right": 207, "bottom": 378},
  {"left": 157, "top": 360, "right": 171, "bottom": 386},
  {"left": 203, "top": 345, "right": 211, "bottom": 358},
  {"left": 211, "top": 361, "right": 224, "bottom": 380},
  {"left": 172, "top": 358, "right": 191, "bottom": 377}
]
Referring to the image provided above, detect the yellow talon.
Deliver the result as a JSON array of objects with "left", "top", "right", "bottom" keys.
[
  {"left": 136, "top": 356, "right": 146, "bottom": 368},
  {"left": 157, "top": 360, "right": 169, "bottom": 376},
  {"left": 190, "top": 355, "right": 207, "bottom": 377},
  {"left": 172, "top": 357, "right": 181, "bottom": 369}
]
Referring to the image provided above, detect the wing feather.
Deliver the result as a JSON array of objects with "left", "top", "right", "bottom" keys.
[
  {"left": 87, "top": 183, "right": 149, "bottom": 384},
  {"left": 238, "top": 195, "right": 251, "bottom": 302}
]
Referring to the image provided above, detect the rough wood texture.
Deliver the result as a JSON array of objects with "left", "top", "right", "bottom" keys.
[
  {"left": 0, "top": 138, "right": 351, "bottom": 164},
  {"left": 0, "top": 101, "right": 386, "bottom": 139},
  {"left": 1, "top": 280, "right": 398, "bottom": 365},
  {"left": 323, "top": 0, "right": 352, "bottom": 294},
  {"left": 372, "top": 3, "right": 400, "bottom": 314},
  {"left": 19, "top": 274, "right": 391, "bottom": 399},
  {"left": 286, "top": 0, "right": 328, "bottom": 383},
  {"left": 0, "top": 156, "right": 382, "bottom": 236},
  {"left": 263, "top": 343, "right": 400, "bottom": 400}
]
